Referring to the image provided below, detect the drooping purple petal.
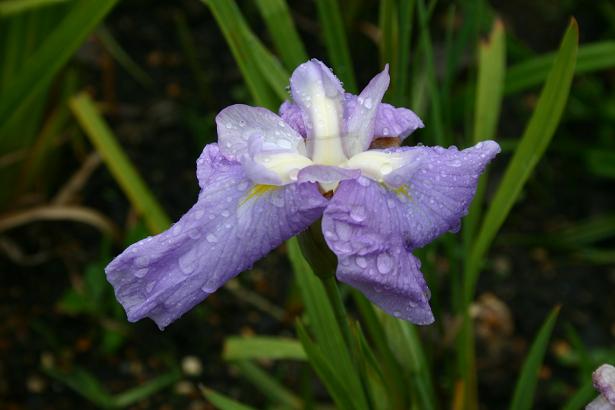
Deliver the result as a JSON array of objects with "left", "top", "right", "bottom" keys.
[
  {"left": 322, "top": 176, "right": 433, "bottom": 324},
  {"left": 321, "top": 140, "right": 500, "bottom": 323},
  {"left": 344, "top": 65, "right": 390, "bottom": 156},
  {"left": 106, "top": 144, "right": 328, "bottom": 329},
  {"left": 216, "top": 104, "right": 307, "bottom": 161}
]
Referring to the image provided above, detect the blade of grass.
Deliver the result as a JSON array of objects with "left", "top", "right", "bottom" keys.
[
  {"left": 200, "top": 386, "right": 258, "bottom": 410},
  {"left": 314, "top": 0, "right": 356, "bottom": 92},
  {"left": 0, "top": 0, "right": 119, "bottom": 142},
  {"left": 509, "top": 306, "right": 561, "bottom": 410},
  {"left": 288, "top": 237, "right": 368, "bottom": 410},
  {"left": 96, "top": 26, "right": 153, "bottom": 88},
  {"left": 255, "top": 0, "right": 307, "bottom": 70},
  {"left": 202, "top": 0, "right": 279, "bottom": 110},
  {"left": 0, "top": 0, "right": 67, "bottom": 16},
  {"left": 416, "top": 0, "right": 445, "bottom": 146},
  {"left": 223, "top": 336, "right": 306, "bottom": 361},
  {"left": 69, "top": 92, "right": 171, "bottom": 234},
  {"left": 464, "top": 19, "right": 579, "bottom": 302},
  {"left": 505, "top": 41, "right": 615, "bottom": 94},
  {"left": 232, "top": 361, "right": 302, "bottom": 409},
  {"left": 379, "top": 0, "right": 398, "bottom": 83},
  {"left": 561, "top": 379, "right": 596, "bottom": 410},
  {"left": 393, "top": 0, "right": 415, "bottom": 106}
]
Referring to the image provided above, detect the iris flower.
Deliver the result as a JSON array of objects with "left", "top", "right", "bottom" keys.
[
  {"left": 587, "top": 364, "right": 615, "bottom": 410},
  {"left": 106, "top": 59, "right": 500, "bottom": 329}
]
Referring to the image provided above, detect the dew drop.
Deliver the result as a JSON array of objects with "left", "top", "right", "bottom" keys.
[
  {"left": 277, "top": 139, "right": 292, "bottom": 149},
  {"left": 289, "top": 168, "right": 299, "bottom": 181},
  {"left": 278, "top": 120, "right": 286, "bottom": 127},
  {"left": 380, "top": 163, "right": 393, "bottom": 175},
  {"left": 376, "top": 253, "right": 393, "bottom": 274},
  {"left": 188, "top": 228, "right": 201, "bottom": 239},
  {"left": 335, "top": 222, "right": 352, "bottom": 241},
  {"left": 206, "top": 233, "right": 218, "bottom": 243},
  {"left": 239, "top": 120, "right": 246, "bottom": 127},
  {"left": 357, "top": 176, "right": 370, "bottom": 187},
  {"left": 387, "top": 199, "right": 396, "bottom": 208},
  {"left": 134, "top": 267, "right": 149, "bottom": 278},
  {"left": 237, "top": 181, "right": 249, "bottom": 191},
  {"left": 179, "top": 252, "right": 197, "bottom": 275},
  {"left": 355, "top": 256, "right": 367, "bottom": 268},
  {"left": 451, "top": 160, "right": 462, "bottom": 167},
  {"left": 393, "top": 310, "right": 401, "bottom": 318},
  {"left": 225, "top": 123, "right": 232, "bottom": 129},
  {"left": 221, "top": 210, "right": 230, "bottom": 217},
  {"left": 194, "top": 209, "right": 204, "bottom": 220},
  {"left": 145, "top": 282, "right": 156, "bottom": 293},
  {"left": 383, "top": 127, "right": 390, "bottom": 136},
  {"left": 350, "top": 206, "right": 367, "bottom": 222},
  {"left": 135, "top": 255, "right": 149, "bottom": 267},
  {"left": 201, "top": 284, "right": 216, "bottom": 294},
  {"left": 364, "top": 97, "right": 373, "bottom": 109},
  {"left": 208, "top": 214, "right": 216, "bottom": 220},
  {"left": 270, "top": 193, "right": 285, "bottom": 207}
]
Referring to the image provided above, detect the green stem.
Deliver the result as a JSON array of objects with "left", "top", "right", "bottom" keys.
[{"left": 320, "top": 275, "right": 353, "bottom": 349}]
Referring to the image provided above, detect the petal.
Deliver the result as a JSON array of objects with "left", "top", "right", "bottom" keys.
[
  {"left": 106, "top": 143, "right": 328, "bottom": 329},
  {"left": 344, "top": 65, "right": 390, "bottom": 156},
  {"left": 289, "top": 59, "right": 347, "bottom": 165},
  {"left": 381, "top": 140, "right": 500, "bottom": 248},
  {"left": 216, "top": 104, "right": 307, "bottom": 161},
  {"left": 322, "top": 176, "right": 433, "bottom": 324},
  {"left": 297, "top": 165, "right": 360, "bottom": 185},
  {"left": 279, "top": 96, "right": 424, "bottom": 142},
  {"left": 593, "top": 364, "right": 615, "bottom": 405}
]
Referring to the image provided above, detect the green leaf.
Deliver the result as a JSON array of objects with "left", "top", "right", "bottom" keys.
[
  {"left": 0, "top": 0, "right": 119, "bottom": 141},
  {"left": 0, "top": 0, "right": 68, "bottom": 16},
  {"left": 463, "top": 18, "right": 506, "bottom": 249},
  {"left": 465, "top": 19, "right": 579, "bottom": 301},
  {"left": 69, "top": 92, "right": 171, "bottom": 234},
  {"left": 255, "top": 0, "right": 307, "bottom": 70},
  {"left": 287, "top": 237, "right": 368, "bottom": 410},
  {"left": 509, "top": 306, "right": 560, "bottom": 410},
  {"left": 392, "top": 0, "right": 415, "bottom": 106},
  {"left": 201, "top": 387, "right": 258, "bottom": 410},
  {"left": 232, "top": 361, "right": 302, "bottom": 409},
  {"left": 561, "top": 380, "right": 595, "bottom": 410},
  {"left": 223, "top": 336, "right": 306, "bottom": 361},
  {"left": 379, "top": 0, "right": 398, "bottom": 75},
  {"left": 314, "top": 0, "right": 356, "bottom": 92},
  {"left": 505, "top": 41, "right": 615, "bottom": 94},
  {"left": 202, "top": 0, "right": 280, "bottom": 110}
]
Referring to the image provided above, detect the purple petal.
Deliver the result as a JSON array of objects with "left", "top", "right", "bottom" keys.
[
  {"left": 593, "top": 364, "right": 615, "bottom": 405},
  {"left": 322, "top": 176, "right": 433, "bottom": 324},
  {"left": 383, "top": 141, "right": 500, "bottom": 249},
  {"left": 297, "top": 165, "right": 360, "bottom": 184},
  {"left": 344, "top": 93, "right": 424, "bottom": 141},
  {"left": 279, "top": 96, "right": 423, "bottom": 143},
  {"left": 216, "top": 104, "right": 306, "bottom": 161},
  {"left": 106, "top": 143, "right": 328, "bottom": 329},
  {"left": 288, "top": 59, "right": 346, "bottom": 160},
  {"left": 344, "top": 65, "right": 390, "bottom": 156}
]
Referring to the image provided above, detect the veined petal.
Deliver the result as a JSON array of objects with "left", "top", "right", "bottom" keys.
[
  {"left": 289, "top": 59, "right": 346, "bottom": 165},
  {"left": 344, "top": 65, "right": 390, "bottom": 156},
  {"left": 322, "top": 177, "right": 433, "bottom": 324},
  {"left": 279, "top": 95, "right": 423, "bottom": 143},
  {"left": 344, "top": 94, "right": 424, "bottom": 142},
  {"left": 216, "top": 104, "right": 307, "bottom": 161},
  {"left": 106, "top": 144, "right": 328, "bottom": 329}
]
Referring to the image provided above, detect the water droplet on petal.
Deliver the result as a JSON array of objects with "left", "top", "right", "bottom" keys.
[
  {"left": 355, "top": 256, "right": 367, "bottom": 268},
  {"left": 350, "top": 206, "right": 367, "bottom": 222},
  {"left": 289, "top": 168, "right": 299, "bottom": 181},
  {"left": 277, "top": 139, "right": 292, "bottom": 149},
  {"left": 135, "top": 256, "right": 149, "bottom": 267},
  {"left": 380, "top": 163, "right": 393, "bottom": 175},
  {"left": 145, "top": 282, "right": 155, "bottom": 293},
  {"left": 201, "top": 284, "right": 216, "bottom": 294},
  {"left": 134, "top": 267, "right": 149, "bottom": 278},
  {"left": 194, "top": 209, "right": 204, "bottom": 220},
  {"left": 335, "top": 222, "right": 352, "bottom": 241},
  {"left": 225, "top": 123, "right": 232, "bottom": 129},
  {"left": 383, "top": 127, "right": 390, "bottom": 135},
  {"left": 364, "top": 97, "right": 373, "bottom": 109},
  {"left": 270, "top": 192, "right": 285, "bottom": 207},
  {"left": 451, "top": 160, "right": 462, "bottom": 167},
  {"left": 393, "top": 310, "right": 401, "bottom": 318},
  {"left": 221, "top": 210, "right": 230, "bottom": 217},
  {"left": 387, "top": 198, "right": 396, "bottom": 208},
  {"left": 179, "top": 252, "right": 197, "bottom": 275},
  {"left": 239, "top": 120, "right": 246, "bottom": 127},
  {"left": 238, "top": 181, "right": 249, "bottom": 191},
  {"left": 376, "top": 253, "right": 393, "bottom": 274},
  {"left": 188, "top": 228, "right": 201, "bottom": 239},
  {"left": 357, "top": 176, "right": 370, "bottom": 187},
  {"left": 206, "top": 233, "right": 218, "bottom": 243}
]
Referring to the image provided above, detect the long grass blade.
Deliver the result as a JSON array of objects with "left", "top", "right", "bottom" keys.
[
  {"left": 465, "top": 19, "right": 579, "bottom": 301},
  {"left": 201, "top": 387, "right": 258, "bottom": 410},
  {"left": 255, "top": 0, "right": 307, "bottom": 70},
  {"left": 0, "top": 0, "right": 119, "bottom": 141},
  {"left": 69, "top": 92, "right": 171, "bottom": 234},
  {"left": 223, "top": 336, "right": 306, "bottom": 361},
  {"left": 232, "top": 361, "right": 302, "bottom": 409},
  {"left": 0, "top": 0, "right": 67, "bottom": 16},
  {"left": 509, "top": 306, "right": 561, "bottom": 410}
]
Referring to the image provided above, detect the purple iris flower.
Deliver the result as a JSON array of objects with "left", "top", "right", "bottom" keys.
[{"left": 105, "top": 59, "right": 500, "bottom": 329}]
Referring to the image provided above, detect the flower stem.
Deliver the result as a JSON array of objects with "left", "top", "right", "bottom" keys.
[{"left": 320, "top": 275, "right": 354, "bottom": 349}]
